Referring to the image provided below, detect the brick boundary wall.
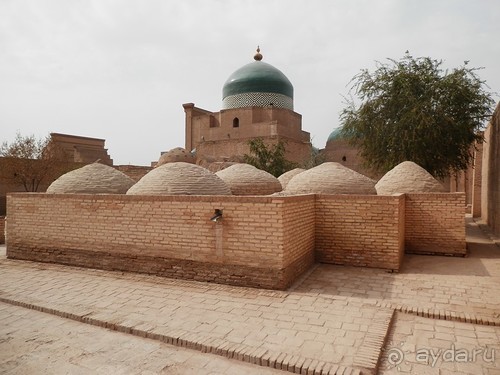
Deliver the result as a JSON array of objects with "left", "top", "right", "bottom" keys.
[
  {"left": 0, "top": 216, "right": 5, "bottom": 244},
  {"left": 405, "top": 193, "right": 466, "bottom": 255},
  {"left": 6, "top": 192, "right": 467, "bottom": 288},
  {"left": 6, "top": 193, "right": 315, "bottom": 290},
  {"left": 282, "top": 196, "right": 316, "bottom": 280},
  {"left": 315, "top": 194, "right": 405, "bottom": 271}
]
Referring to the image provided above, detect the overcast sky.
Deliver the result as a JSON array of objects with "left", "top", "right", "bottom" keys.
[{"left": 1, "top": 0, "right": 499, "bottom": 166}]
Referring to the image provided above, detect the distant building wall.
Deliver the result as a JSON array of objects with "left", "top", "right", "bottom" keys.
[
  {"left": 0, "top": 157, "right": 79, "bottom": 215},
  {"left": 0, "top": 133, "right": 114, "bottom": 215},
  {"left": 405, "top": 193, "right": 466, "bottom": 255},
  {"left": 472, "top": 141, "right": 483, "bottom": 217},
  {"left": 315, "top": 194, "right": 405, "bottom": 270},
  {"left": 321, "top": 139, "right": 380, "bottom": 179},
  {"left": 114, "top": 165, "right": 152, "bottom": 182},
  {"left": 0, "top": 158, "right": 27, "bottom": 215},
  {"left": 196, "top": 136, "right": 311, "bottom": 167},
  {"left": 184, "top": 104, "right": 311, "bottom": 166},
  {"left": 50, "top": 133, "right": 113, "bottom": 166},
  {"left": 481, "top": 103, "right": 500, "bottom": 235}
]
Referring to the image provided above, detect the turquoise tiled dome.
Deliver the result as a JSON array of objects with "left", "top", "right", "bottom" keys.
[
  {"left": 327, "top": 128, "right": 344, "bottom": 143},
  {"left": 222, "top": 48, "right": 294, "bottom": 110}
]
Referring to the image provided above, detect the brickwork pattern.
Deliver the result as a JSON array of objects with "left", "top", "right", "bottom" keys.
[
  {"left": 197, "top": 137, "right": 312, "bottom": 166},
  {"left": 0, "top": 255, "right": 390, "bottom": 374},
  {"left": 0, "top": 217, "right": 498, "bottom": 374},
  {"left": 315, "top": 194, "right": 405, "bottom": 271},
  {"left": 405, "top": 193, "right": 466, "bottom": 255},
  {"left": 6, "top": 194, "right": 314, "bottom": 289},
  {"left": 282, "top": 196, "right": 316, "bottom": 278},
  {"left": 0, "top": 302, "right": 283, "bottom": 375},
  {"left": 114, "top": 165, "right": 152, "bottom": 182},
  {"left": 6, "top": 192, "right": 467, "bottom": 288}
]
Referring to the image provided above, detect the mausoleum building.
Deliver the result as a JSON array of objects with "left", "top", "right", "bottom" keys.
[{"left": 183, "top": 48, "right": 311, "bottom": 166}]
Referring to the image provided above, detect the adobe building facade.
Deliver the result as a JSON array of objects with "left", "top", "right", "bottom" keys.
[
  {"left": 50, "top": 133, "right": 113, "bottom": 166},
  {"left": 183, "top": 48, "right": 311, "bottom": 166},
  {"left": 321, "top": 128, "right": 383, "bottom": 180},
  {"left": 0, "top": 133, "right": 114, "bottom": 215}
]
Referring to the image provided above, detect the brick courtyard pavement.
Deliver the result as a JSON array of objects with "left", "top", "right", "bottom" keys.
[{"left": 0, "top": 216, "right": 499, "bottom": 374}]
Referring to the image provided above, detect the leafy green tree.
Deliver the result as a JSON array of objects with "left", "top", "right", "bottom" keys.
[
  {"left": 243, "top": 138, "right": 297, "bottom": 177},
  {"left": 340, "top": 53, "right": 495, "bottom": 178},
  {"left": 0, "top": 132, "right": 72, "bottom": 191}
]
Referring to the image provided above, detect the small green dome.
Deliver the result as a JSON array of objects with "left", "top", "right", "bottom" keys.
[
  {"left": 327, "top": 128, "right": 344, "bottom": 143},
  {"left": 222, "top": 61, "right": 294, "bottom": 99},
  {"left": 222, "top": 48, "right": 294, "bottom": 110}
]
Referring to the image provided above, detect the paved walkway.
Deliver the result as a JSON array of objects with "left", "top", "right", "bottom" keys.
[
  {"left": 380, "top": 312, "right": 499, "bottom": 374},
  {"left": 0, "top": 302, "right": 281, "bottom": 375},
  {"left": 0, "top": 216, "right": 499, "bottom": 374}
]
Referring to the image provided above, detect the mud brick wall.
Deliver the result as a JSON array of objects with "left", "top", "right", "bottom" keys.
[
  {"left": 281, "top": 195, "right": 316, "bottom": 282},
  {"left": 315, "top": 194, "right": 405, "bottom": 271},
  {"left": 0, "top": 216, "right": 5, "bottom": 244},
  {"left": 6, "top": 193, "right": 315, "bottom": 290},
  {"left": 481, "top": 103, "right": 500, "bottom": 236},
  {"left": 405, "top": 193, "right": 466, "bottom": 255}
]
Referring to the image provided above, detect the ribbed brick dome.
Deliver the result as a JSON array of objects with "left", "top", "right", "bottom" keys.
[
  {"left": 278, "top": 168, "right": 305, "bottom": 189},
  {"left": 375, "top": 161, "right": 445, "bottom": 195},
  {"left": 46, "top": 162, "right": 135, "bottom": 194},
  {"left": 285, "top": 162, "right": 376, "bottom": 195},
  {"left": 216, "top": 163, "right": 282, "bottom": 195},
  {"left": 157, "top": 147, "right": 196, "bottom": 166},
  {"left": 127, "top": 162, "right": 231, "bottom": 196}
]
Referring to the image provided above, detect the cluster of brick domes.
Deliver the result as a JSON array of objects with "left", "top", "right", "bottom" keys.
[{"left": 47, "top": 160, "right": 444, "bottom": 196}]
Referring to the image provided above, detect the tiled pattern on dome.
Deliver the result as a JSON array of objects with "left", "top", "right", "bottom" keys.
[{"left": 222, "top": 92, "right": 293, "bottom": 110}]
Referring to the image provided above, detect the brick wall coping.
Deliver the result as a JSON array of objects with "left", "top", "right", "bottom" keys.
[
  {"left": 406, "top": 192, "right": 465, "bottom": 198},
  {"left": 317, "top": 193, "right": 405, "bottom": 200},
  {"left": 8, "top": 192, "right": 464, "bottom": 202},
  {"left": 6, "top": 192, "right": 316, "bottom": 204}
]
